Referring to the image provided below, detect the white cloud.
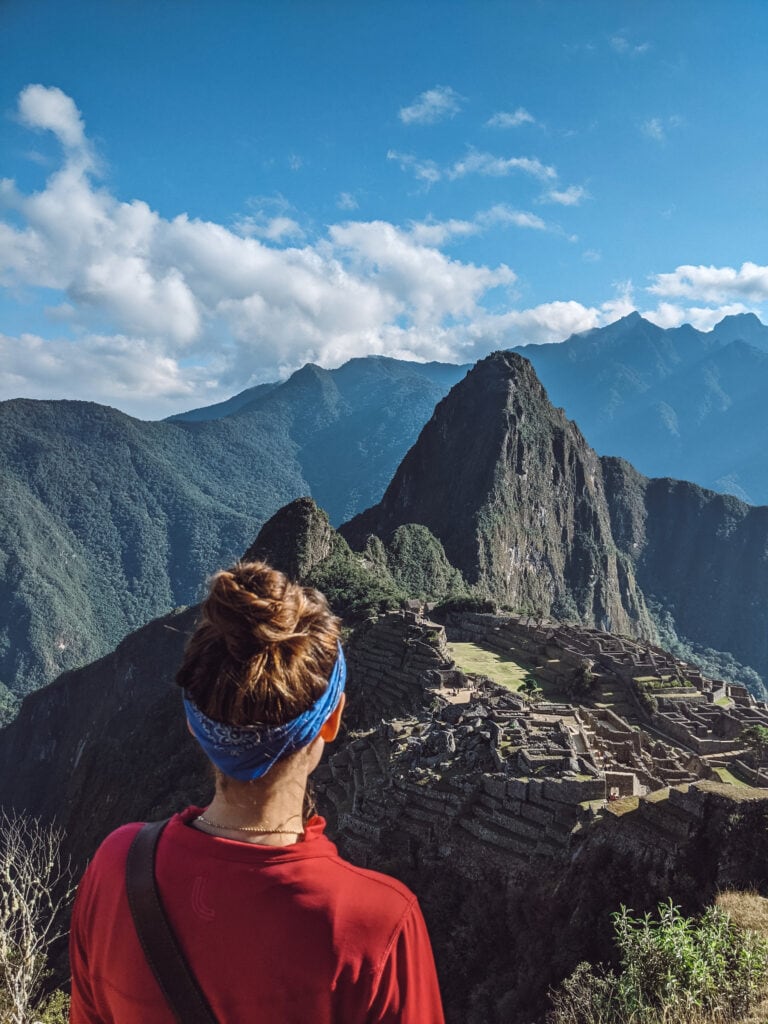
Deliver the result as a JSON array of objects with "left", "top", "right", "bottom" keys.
[
  {"left": 642, "top": 117, "right": 665, "bottom": 142},
  {"left": 386, "top": 149, "right": 442, "bottom": 185},
  {"left": 641, "top": 302, "right": 755, "bottom": 331},
  {"left": 0, "top": 331, "right": 218, "bottom": 418},
  {"left": 328, "top": 220, "right": 514, "bottom": 326},
  {"left": 337, "top": 192, "right": 358, "bottom": 211},
  {"left": 472, "top": 301, "right": 604, "bottom": 345},
  {"left": 234, "top": 214, "right": 304, "bottom": 241},
  {"left": 447, "top": 150, "right": 556, "bottom": 181},
  {"left": 641, "top": 115, "right": 682, "bottom": 143},
  {"left": 478, "top": 205, "right": 547, "bottom": 231},
  {"left": 407, "top": 218, "right": 478, "bottom": 246},
  {"left": 407, "top": 205, "right": 547, "bottom": 245},
  {"left": 486, "top": 107, "right": 536, "bottom": 128},
  {"left": 17, "top": 84, "right": 88, "bottom": 151},
  {"left": 540, "top": 185, "right": 589, "bottom": 206},
  {"left": 647, "top": 263, "right": 768, "bottom": 304},
  {"left": 399, "top": 86, "right": 463, "bottom": 125},
  {"left": 610, "top": 35, "right": 650, "bottom": 56},
  {"left": 388, "top": 147, "right": 557, "bottom": 186},
  {"left": 582, "top": 249, "right": 601, "bottom": 263}
]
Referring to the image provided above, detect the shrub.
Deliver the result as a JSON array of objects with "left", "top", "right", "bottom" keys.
[
  {"left": 33, "top": 989, "right": 71, "bottom": 1023},
  {"left": 432, "top": 595, "right": 498, "bottom": 616},
  {"left": 547, "top": 899, "right": 768, "bottom": 1024}
]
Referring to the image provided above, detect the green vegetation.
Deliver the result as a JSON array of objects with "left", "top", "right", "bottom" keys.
[
  {"left": 304, "top": 519, "right": 472, "bottom": 621},
  {"left": 0, "top": 684, "right": 18, "bottom": 729},
  {"left": 25, "top": 989, "right": 70, "bottom": 1023},
  {"left": 714, "top": 767, "right": 749, "bottom": 787},
  {"left": 649, "top": 602, "right": 767, "bottom": 701},
  {"left": 548, "top": 899, "right": 768, "bottom": 1024},
  {"left": 637, "top": 675, "right": 695, "bottom": 691},
  {"left": 432, "top": 594, "right": 498, "bottom": 615},
  {"left": 448, "top": 642, "right": 537, "bottom": 691},
  {"left": 0, "top": 400, "right": 306, "bottom": 699},
  {"left": 306, "top": 539, "right": 406, "bottom": 620},
  {"left": 520, "top": 674, "right": 543, "bottom": 700},
  {"left": 385, "top": 524, "right": 466, "bottom": 601},
  {"left": 604, "top": 795, "right": 641, "bottom": 816}
]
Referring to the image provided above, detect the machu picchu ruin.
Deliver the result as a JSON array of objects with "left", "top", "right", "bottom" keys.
[{"left": 315, "top": 606, "right": 768, "bottom": 881}]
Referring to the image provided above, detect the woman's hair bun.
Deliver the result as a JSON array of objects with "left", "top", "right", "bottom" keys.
[
  {"left": 204, "top": 563, "right": 303, "bottom": 656},
  {"left": 176, "top": 560, "right": 340, "bottom": 727}
]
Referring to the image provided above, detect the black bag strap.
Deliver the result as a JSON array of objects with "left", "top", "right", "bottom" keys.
[{"left": 126, "top": 819, "right": 219, "bottom": 1024}]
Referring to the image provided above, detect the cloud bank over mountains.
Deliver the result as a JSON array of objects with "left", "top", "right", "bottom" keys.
[{"left": 1, "top": 85, "right": 766, "bottom": 418}]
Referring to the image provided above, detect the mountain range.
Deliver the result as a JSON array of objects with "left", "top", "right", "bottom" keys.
[
  {"left": 516, "top": 311, "right": 768, "bottom": 503},
  {"left": 4, "top": 311, "right": 768, "bottom": 707}
]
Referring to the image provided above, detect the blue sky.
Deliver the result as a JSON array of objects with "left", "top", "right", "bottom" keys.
[{"left": 1, "top": 0, "right": 767, "bottom": 417}]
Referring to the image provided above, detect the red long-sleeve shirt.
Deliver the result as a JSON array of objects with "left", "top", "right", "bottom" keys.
[{"left": 69, "top": 807, "right": 445, "bottom": 1023}]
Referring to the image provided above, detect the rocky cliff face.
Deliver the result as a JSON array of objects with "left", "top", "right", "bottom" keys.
[
  {"left": 342, "top": 351, "right": 652, "bottom": 635},
  {"left": 603, "top": 458, "right": 768, "bottom": 679}
]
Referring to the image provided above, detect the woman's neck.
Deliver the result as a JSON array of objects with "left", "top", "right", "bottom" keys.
[{"left": 194, "top": 760, "right": 309, "bottom": 846}]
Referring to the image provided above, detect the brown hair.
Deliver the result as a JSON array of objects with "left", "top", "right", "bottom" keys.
[{"left": 176, "top": 561, "right": 341, "bottom": 727}]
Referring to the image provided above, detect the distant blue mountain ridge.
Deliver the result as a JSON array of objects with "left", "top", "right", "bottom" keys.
[
  {"left": 513, "top": 311, "right": 768, "bottom": 504},
  {"left": 173, "top": 313, "right": 768, "bottom": 504}
]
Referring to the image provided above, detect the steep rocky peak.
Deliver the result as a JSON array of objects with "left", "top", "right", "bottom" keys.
[
  {"left": 279, "top": 361, "right": 336, "bottom": 395},
  {"left": 244, "top": 496, "right": 336, "bottom": 580},
  {"left": 341, "top": 349, "right": 650, "bottom": 634},
  {"left": 435, "top": 350, "right": 568, "bottom": 432},
  {"left": 711, "top": 312, "right": 768, "bottom": 351}
]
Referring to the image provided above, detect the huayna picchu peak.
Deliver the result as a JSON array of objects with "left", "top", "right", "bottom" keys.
[{"left": 342, "top": 350, "right": 651, "bottom": 635}]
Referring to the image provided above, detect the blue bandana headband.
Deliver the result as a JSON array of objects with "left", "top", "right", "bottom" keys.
[{"left": 184, "top": 643, "right": 346, "bottom": 781}]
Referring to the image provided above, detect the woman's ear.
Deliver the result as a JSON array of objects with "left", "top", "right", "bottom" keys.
[{"left": 319, "top": 693, "right": 346, "bottom": 742}]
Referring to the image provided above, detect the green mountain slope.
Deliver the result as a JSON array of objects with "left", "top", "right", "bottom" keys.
[{"left": 0, "top": 399, "right": 306, "bottom": 695}]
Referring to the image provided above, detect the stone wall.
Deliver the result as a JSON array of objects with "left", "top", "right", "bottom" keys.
[{"left": 344, "top": 611, "right": 460, "bottom": 727}]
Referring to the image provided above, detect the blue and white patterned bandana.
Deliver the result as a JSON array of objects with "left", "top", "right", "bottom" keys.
[{"left": 184, "top": 643, "right": 346, "bottom": 780}]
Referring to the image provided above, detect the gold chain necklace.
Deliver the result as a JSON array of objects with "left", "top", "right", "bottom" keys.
[{"left": 196, "top": 813, "right": 303, "bottom": 835}]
